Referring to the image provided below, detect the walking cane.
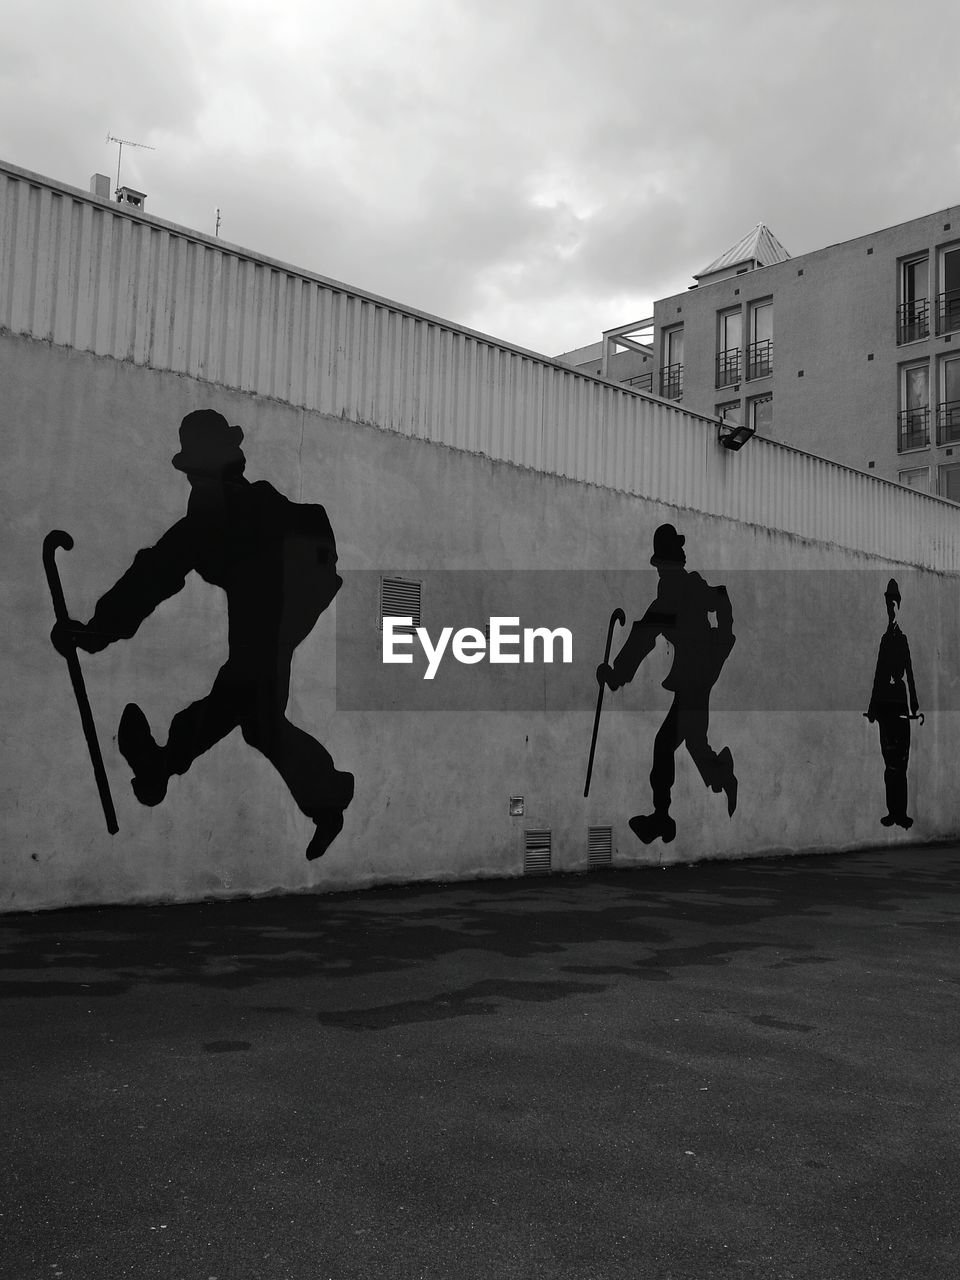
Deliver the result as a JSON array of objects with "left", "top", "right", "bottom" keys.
[
  {"left": 43, "top": 531, "right": 119, "bottom": 835},
  {"left": 584, "top": 608, "right": 626, "bottom": 798},
  {"left": 863, "top": 712, "right": 925, "bottom": 725}
]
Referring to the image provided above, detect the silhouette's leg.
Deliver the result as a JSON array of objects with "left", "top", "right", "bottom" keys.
[
  {"left": 629, "top": 700, "right": 679, "bottom": 844},
  {"left": 164, "top": 667, "right": 245, "bottom": 778},
  {"left": 650, "top": 700, "right": 680, "bottom": 814},
  {"left": 680, "top": 705, "right": 716, "bottom": 782},
  {"left": 885, "top": 716, "right": 901, "bottom": 824},
  {"left": 880, "top": 717, "right": 911, "bottom": 827},
  {"left": 682, "top": 703, "right": 738, "bottom": 816},
  {"left": 238, "top": 659, "right": 354, "bottom": 859},
  {"left": 901, "top": 722, "right": 912, "bottom": 826},
  {"left": 117, "top": 668, "right": 242, "bottom": 807},
  {"left": 245, "top": 714, "right": 354, "bottom": 814}
]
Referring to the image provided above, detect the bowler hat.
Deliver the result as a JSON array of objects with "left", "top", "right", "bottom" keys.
[
  {"left": 172, "top": 410, "right": 245, "bottom": 474},
  {"left": 650, "top": 523, "right": 686, "bottom": 566}
]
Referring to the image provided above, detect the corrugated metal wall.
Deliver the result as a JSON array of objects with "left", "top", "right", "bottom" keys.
[{"left": 3, "top": 160, "right": 959, "bottom": 570}]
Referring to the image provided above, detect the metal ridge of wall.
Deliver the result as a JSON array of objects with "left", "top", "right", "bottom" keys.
[{"left": 3, "top": 159, "right": 960, "bottom": 572}]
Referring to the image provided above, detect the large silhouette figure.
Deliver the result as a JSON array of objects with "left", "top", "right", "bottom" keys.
[
  {"left": 597, "top": 524, "right": 738, "bottom": 844},
  {"left": 866, "top": 578, "right": 920, "bottom": 830},
  {"left": 51, "top": 410, "right": 354, "bottom": 860}
]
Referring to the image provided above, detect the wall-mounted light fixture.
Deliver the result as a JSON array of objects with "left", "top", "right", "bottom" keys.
[{"left": 718, "top": 419, "right": 756, "bottom": 451}]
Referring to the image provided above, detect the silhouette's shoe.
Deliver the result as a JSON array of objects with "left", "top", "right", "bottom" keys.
[
  {"left": 896, "top": 815, "right": 914, "bottom": 830},
  {"left": 716, "top": 747, "right": 738, "bottom": 816},
  {"left": 629, "top": 812, "right": 676, "bottom": 845},
  {"left": 117, "top": 703, "right": 168, "bottom": 806},
  {"left": 880, "top": 813, "right": 897, "bottom": 827},
  {"left": 306, "top": 808, "right": 345, "bottom": 861}
]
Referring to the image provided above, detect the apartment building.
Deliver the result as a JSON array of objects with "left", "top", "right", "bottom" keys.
[
  {"left": 654, "top": 211, "right": 960, "bottom": 494},
  {"left": 569, "top": 210, "right": 960, "bottom": 495}
]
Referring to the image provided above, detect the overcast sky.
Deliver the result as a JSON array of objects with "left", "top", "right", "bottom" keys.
[{"left": 1, "top": 0, "right": 958, "bottom": 355}]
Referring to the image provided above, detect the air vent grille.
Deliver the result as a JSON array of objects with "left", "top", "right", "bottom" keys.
[
  {"left": 524, "top": 829, "right": 552, "bottom": 875},
  {"left": 587, "top": 826, "right": 613, "bottom": 868},
  {"left": 380, "top": 576, "right": 421, "bottom": 632}
]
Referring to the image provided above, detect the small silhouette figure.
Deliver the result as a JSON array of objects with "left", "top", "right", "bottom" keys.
[
  {"left": 597, "top": 524, "right": 738, "bottom": 844},
  {"left": 51, "top": 410, "right": 354, "bottom": 860},
  {"left": 866, "top": 578, "right": 919, "bottom": 830}
]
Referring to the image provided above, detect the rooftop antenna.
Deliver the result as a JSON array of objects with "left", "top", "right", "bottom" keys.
[{"left": 105, "top": 133, "right": 155, "bottom": 199}]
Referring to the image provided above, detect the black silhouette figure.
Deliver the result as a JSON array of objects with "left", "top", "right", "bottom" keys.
[
  {"left": 596, "top": 524, "right": 738, "bottom": 844},
  {"left": 866, "top": 578, "right": 920, "bottom": 830},
  {"left": 50, "top": 410, "right": 354, "bottom": 860}
]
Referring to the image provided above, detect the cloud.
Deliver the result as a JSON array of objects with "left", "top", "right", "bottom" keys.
[{"left": 1, "top": 0, "right": 958, "bottom": 356}]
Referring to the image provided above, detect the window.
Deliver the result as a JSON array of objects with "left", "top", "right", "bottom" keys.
[
  {"left": 746, "top": 301, "right": 772, "bottom": 379},
  {"left": 938, "top": 463, "right": 960, "bottom": 503},
  {"left": 716, "top": 309, "right": 742, "bottom": 387},
  {"left": 938, "top": 354, "right": 960, "bottom": 445},
  {"left": 898, "top": 255, "right": 929, "bottom": 343},
  {"left": 747, "top": 393, "right": 773, "bottom": 435},
  {"left": 937, "top": 244, "right": 960, "bottom": 336},
  {"left": 659, "top": 327, "right": 684, "bottom": 399},
  {"left": 898, "top": 467, "right": 929, "bottom": 492},
  {"left": 716, "top": 400, "right": 741, "bottom": 425},
  {"left": 898, "top": 363, "right": 930, "bottom": 451}
]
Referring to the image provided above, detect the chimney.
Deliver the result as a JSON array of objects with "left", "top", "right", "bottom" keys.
[
  {"left": 89, "top": 173, "right": 111, "bottom": 200},
  {"left": 116, "top": 186, "right": 147, "bottom": 211}
]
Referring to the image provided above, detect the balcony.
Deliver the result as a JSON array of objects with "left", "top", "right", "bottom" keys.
[
  {"left": 937, "top": 400, "right": 960, "bottom": 445},
  {"left": 625, "top": 371, "right": 653, "bottom": 393},
  {"left": 659, "top": 362, "right": 683, "bottom": 400},
  {"left": 715, "top": 348, "right": 741, "bottom": 388},
  {"left": 898, "top": 407, "right": 930, "bottom": 452},
  {"left": 936, "top": 290, "right": 960, "bottom": 336},
  {"left": 746, "top": 339, "right": 772, "bottom": 380},
  {"left": 897, "top": 298, "right": 930, "bottom": 344}
]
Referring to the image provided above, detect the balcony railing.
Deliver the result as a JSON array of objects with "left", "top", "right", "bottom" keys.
[
  {"left": 937, "top": 400, "right": 960, "bottom": 445},
  {"left": 746, "top": 339, "right": 772, "bottom": 380},
  {"left": 897, "top": 407, "right": 930, "bottom": 452},
  {"left": 659, "top": 362, "right": 683, "bottom": 400},
  {"left": 715, "top": 348, "right": 741, "bottom": 388},
  {"left": 936, "top": 290, "right": 960, "bottom": 336},
  {"left": 625, "top": 371, "right": 653, "bottom": 392},
  {"left": 897, "top": 298, "right": 930, "bottom": 344}
]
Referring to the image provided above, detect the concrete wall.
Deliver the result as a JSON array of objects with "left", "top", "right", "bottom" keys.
[
  {"left": 4, "top": 329, "right": 960, "bottom": 913},
  {"left": 652, "top": 206, "right": 960, "bottom": 487}
]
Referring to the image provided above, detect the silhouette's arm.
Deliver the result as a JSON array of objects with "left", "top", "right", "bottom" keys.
[
  {"left": 607, "top": 601, "right": 669, "bottom": 689},
  {"left": 903, "top": 635, "right": 919, "bottom": 715},
  {"left": 711, "top": 584, "right": 733, "bottom": 635},
  {"left": 866, "top": 636, "right": 887, "bottom": 721},
  {"left": 80, "top": 521, "right": 194, "bottom": 651}
]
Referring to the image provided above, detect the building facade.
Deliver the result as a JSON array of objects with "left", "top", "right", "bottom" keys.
[{"left": 645, "top": 210, "right": 960, "bottom": 495}]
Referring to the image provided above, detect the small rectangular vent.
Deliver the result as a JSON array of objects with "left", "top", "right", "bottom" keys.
[
  {"left": 380, "top": 576, "right": 421, "bottom": 632},
  {"left": 524, "top": 829, "right": 552, "bottom": 875},
  {"left": 588, "top": 826, "right": 613, "bottom": 868}
]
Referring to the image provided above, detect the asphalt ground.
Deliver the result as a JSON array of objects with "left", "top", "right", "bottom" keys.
[{"left": 2, "top": 844, "right": 959, "bottom": 1280}]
